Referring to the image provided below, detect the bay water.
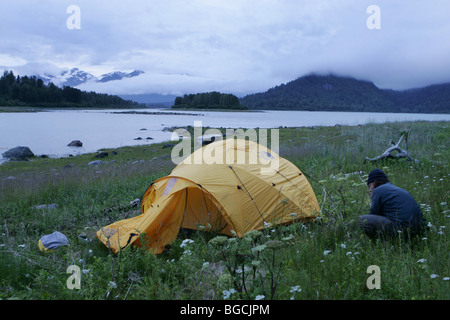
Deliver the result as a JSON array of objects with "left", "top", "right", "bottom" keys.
[{"left": 0, "top": 108, "right": 448, "bottom": 162}]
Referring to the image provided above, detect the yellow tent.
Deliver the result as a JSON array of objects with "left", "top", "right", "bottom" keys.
[{"left": 97, "top": 139, "right": 320, "bottom": 254}]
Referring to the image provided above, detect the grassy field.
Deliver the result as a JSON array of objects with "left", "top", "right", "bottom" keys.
[{"left": 0, "top": 120, "right": 448, "bottom": 300}]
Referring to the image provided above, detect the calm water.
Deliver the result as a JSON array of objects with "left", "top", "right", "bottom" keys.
[{"left": 0, "top": 108, "right": 448, "bottom": 161}]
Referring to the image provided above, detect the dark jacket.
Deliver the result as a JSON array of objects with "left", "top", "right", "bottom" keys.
[{"left": 370, "top": 182, "right": 425, "bottom": 231}]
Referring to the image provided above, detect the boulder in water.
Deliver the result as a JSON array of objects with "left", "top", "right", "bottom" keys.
[{"left": 68, "top": 140, "right": 83, "bottom": 147}]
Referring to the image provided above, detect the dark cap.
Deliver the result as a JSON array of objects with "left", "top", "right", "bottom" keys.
[{"left": 367, "top": 169, "right": 389, "bottom": 185}]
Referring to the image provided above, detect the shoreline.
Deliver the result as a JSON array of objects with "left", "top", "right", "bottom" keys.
[
  {"left": 2, "top": 105, "right": 449, "bottom": 115},
  {"left": 0, "top": 106, "right": 150, "bottom": 113},
  {"left": 1, "top": 120, "right": 448, "bottom": 166},
  {"left": 111, "top": 110, "right": 205, "bottom": 116}
]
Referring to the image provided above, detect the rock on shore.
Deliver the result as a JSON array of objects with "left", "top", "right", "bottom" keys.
[{"left": 2, "top": 146, "right": 34, "bottom": 160}]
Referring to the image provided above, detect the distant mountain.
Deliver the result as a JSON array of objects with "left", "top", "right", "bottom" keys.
[
  {"left": 118, "top": 93, "right": 177, "bottom": 107},
  {"left": 0, "top": 70, "right": 145, "bottom": 109},
  {"left": 53, "top": 68, "right": 97, "bottom": 87},
  {"left": 98, "top": 70, "right": 144, "bottom": 83},
  {"left": 240, "top": 74, "right": 450, "bottom": 114},
  {"left": 36, "top": 68, "right": 144, "bottom": 88},
  {"left": 383, "top": 83, "right": 450, "bottom": 114}
]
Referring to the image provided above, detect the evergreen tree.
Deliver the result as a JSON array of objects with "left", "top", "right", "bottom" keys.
[
  {"left": 172, "top": 91, "right": 247, "bottom": 110},
  {"left": 0, "top": 70, "right": 144, "bottom": 108}
]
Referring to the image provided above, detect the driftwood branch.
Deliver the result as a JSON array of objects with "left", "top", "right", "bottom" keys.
[{"left": 365, "top": 131, "right": 419, "bottom": 163}]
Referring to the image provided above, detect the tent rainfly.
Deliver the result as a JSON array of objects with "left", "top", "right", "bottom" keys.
[{"left": 97, "top": 139, "right": 320, "bottom": 254}]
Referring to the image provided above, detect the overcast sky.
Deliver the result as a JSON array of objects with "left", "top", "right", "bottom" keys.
[{"left": 1, "top": 0, "right": 449, "bottom": 96}]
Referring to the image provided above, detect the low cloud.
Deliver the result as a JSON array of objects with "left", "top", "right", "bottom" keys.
[{"left": 1, "top": 0, "right": 449, "bottom": 95}]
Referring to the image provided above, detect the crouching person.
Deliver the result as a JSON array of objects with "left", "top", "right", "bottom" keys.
[{"left": 359, "top": 169, "right": 426, "bottom": 240}]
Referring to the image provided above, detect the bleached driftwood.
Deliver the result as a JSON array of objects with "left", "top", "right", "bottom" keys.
[{"left": 365, "top": 131, "right": 419, "bottom": 163}]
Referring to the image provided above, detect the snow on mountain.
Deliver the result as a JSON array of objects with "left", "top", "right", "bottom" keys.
[
  {"left": 56, "top": 68, "right": 98, "bottom": 87},
  {"left": 40, "top": 68, "right": 145, "bottom": 87},
  {"left": 98, "top": 70, "right": 144, "bottom": 83},
  {"left": 2, "top": 63, "right": 145, "bottom": 88}
]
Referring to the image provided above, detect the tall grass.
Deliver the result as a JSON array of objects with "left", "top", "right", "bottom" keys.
[{"left": 0, "top": 121, "right": 448, "bottom": 300}]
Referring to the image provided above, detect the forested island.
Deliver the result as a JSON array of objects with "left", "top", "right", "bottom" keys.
[
  {"left": 0, "top": 70, "right": 144, "bottom": 109},
  {"left": 240, "top": 74, "right": 450, "bottom": 113},
  {"left": 171, "top": 91, "right": 248, "bottom": 110}
]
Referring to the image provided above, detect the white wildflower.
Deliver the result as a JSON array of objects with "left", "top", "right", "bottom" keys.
[
  {"left": 290, "top": 285, "right": 302, "bottom": 293},
  {"left": 180, "top": 239, "right": 194, "bottom": 248},
  {"left": 223, "top": 289, "right": 236, "bottom": 300}
]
